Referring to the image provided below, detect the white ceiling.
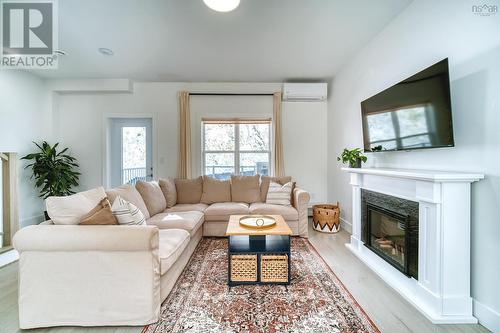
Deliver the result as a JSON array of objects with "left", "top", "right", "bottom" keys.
[{"left": 34, "top": 0, "right": 412, "bottom": 82}]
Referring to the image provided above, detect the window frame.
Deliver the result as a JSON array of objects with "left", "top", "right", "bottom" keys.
[{"left": 201, "top": 119, "right": 272, "bottom": 178}]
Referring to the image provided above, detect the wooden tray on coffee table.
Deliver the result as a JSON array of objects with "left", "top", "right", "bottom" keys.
[{"left": 226, "top": 215, "right": 292, "bottom": 236}]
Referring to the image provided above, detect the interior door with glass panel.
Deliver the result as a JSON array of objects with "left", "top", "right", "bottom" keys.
[{"left": 109, "top": 118, "right": 153, "bottom": 188}]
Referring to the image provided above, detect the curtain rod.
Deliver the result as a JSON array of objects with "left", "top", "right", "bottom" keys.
[{"left": 189, "top": 93, "right": 274, "bottom": 96}]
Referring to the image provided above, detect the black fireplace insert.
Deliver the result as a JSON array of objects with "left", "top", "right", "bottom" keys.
[{"left": 361, "top": 190, "right": 419, "bottom": 279}]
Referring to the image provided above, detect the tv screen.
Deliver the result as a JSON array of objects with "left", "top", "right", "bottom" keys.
[{"left": 361, "top": 59, "right": 454, "bottom": 152}]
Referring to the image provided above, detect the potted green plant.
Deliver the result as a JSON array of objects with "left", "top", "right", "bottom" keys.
[
  {"left": 337, "top": 148, "right": 367, "bottom": 168},
  {"left": 22, "top": 141, "right": 80, "bottom": 219}
]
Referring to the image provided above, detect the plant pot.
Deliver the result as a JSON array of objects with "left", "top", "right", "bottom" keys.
[{"left": 349, "top": 158, "right": 362, "bottom": 168}]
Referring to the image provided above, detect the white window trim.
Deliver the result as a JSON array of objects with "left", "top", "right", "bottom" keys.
[{"left": 201, "top": 121, "right": 271, "bottom": 177}]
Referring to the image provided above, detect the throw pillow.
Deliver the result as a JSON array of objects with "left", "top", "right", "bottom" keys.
[
  {"left": 200, "top": 176, "right": 231, "bottom": 204},
  {"left": 159, "top": 177, "right": 177, "bottom": 208},
  {"left": 45, "top": 187, "right": 107, "bottom": 225},
  {"left": 136, "top": 180, "right": 167, "bottom": 216},
  {"left": 111, "top": 196, "right": 146, "bottom": 226},
  {"left": 266, "top": 181, "right": 293, "bottom": 206},
  {"left": 79, "top": 198, "right": 118, "bottom": 225},
  {"left": 175, "top": 177, "right": 203, "bottom": 204},
  {"left": 105, "top": 184, "right": 150, "bottom": 218},
  {"left": 231, "top": 174, "right": 261, "bottom": 203},
  {"left": 260, "top": 176, "right": 292, "bottom": 202}
]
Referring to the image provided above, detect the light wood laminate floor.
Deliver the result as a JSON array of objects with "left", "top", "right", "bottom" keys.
[{"left": 0, "top": 221, "right": 490, "bottom": 333}]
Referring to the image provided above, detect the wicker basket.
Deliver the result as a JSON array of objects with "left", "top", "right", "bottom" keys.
[
  {"left": 260, "top": 254, "right": 289, "bottom": 283},
  {"left": 230, "top": 254, "right": 257, "bottom": 282},
  {"left": 312, "top": 203, "right": 341, "bottom": 233}
]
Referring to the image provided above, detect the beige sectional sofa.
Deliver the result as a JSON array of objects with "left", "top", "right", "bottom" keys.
[{"left": 13, "top": 175, "right": 310, "bottom": 328}]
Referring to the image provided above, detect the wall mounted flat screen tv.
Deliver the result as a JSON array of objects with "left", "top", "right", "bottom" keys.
[{"left": 361, "top": 59, "right": 454, "bottom": 152}]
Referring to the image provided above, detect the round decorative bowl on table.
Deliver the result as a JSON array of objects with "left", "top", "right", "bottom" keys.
[
  {"left": 239, "top": 215, "right": 276, "bottom": 229},
  {"left": 312, "top": 203, "right": 341, "bottom": 233}
]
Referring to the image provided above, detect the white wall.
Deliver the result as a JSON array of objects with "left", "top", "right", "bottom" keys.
[
  {"left": 0, "top": 71, "right": 52, "bottom": 227},
  {"left": 283, "top": 102, "right": 327, "bottom": 204},
  {"left": 327, "top": 0, "right": 500, "bottom": 330},
  {"left": 54, "top": 82, "right": 328, "bottom": 203}
]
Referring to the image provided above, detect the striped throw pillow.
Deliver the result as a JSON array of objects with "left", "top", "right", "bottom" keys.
[
  {"left": 111, "top": 196, "right": 146, "bottom": 226},
  {"left": 266, "top": 181, "right": 293, "bottom": 206}
]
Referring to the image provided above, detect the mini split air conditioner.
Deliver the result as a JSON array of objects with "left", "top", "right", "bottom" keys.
[{"left": 282, "top": 83, "right": 327, "bottom": 101}]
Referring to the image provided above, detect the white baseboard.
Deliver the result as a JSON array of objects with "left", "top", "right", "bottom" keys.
[
  {"left": 0, "top": 249, "right": 19, "bottom": 268},
  {"left": 474, "top": 299, "right": 500, "bottom": 332},
  {"left": 340, "top": 217, "right": 352, "bottom": 234}
]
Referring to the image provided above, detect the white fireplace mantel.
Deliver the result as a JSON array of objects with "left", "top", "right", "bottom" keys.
[{"left": 342, "top": 167, "right": 484, "bottom": 324}]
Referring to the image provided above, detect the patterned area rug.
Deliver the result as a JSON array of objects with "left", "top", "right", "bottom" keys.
[{"left": 143, "top": 238, "right": 379, "bottom": 333}]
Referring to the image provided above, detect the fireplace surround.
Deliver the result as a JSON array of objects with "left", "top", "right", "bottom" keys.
[{"left": 342, "top": 167, "right": 483, "bottom": 324}]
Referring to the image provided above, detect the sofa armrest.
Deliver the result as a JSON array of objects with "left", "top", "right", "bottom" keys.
[
  {"left": 293, "top": 188, "right": 310, "bottom": 238},
  {"left": 13, "top": 225, "right": 159, "bottom": 253}
]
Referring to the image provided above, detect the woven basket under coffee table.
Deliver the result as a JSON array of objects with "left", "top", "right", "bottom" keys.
[{"left": 312, "top": 203, "right": 341, "bottom": 233}]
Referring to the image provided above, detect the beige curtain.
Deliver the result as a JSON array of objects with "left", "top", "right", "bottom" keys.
[
  {"left": 273, "top": 92, "right": 284, "bottom": 177},
  {"left": 177, "top": 91, "right": 191, "bottom": 179}
]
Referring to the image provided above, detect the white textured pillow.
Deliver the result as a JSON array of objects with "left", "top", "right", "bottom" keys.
[
  {"left": 111, "top": 196, "right": 146, "bottom": 225},
  {"left": 266, "top": 181, "right": 293, "bottom": 206},
  {"left": 45, "top": 187, "right": 107, "bottom": 225}
]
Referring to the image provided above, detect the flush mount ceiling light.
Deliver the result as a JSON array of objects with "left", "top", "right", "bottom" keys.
[
  {"left": 98, "top": 47, "right": 114, "bottom": 56},
  {"left": 203, "top": 0, "right": 240, "bottom": 12}
]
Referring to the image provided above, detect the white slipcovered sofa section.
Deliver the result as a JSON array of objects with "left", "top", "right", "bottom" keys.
[
  {"left": 14, "top": 224, "right": 202, "bottom": 329},
  {"left": 13, "top": 175, "right": 309, "bottom": 328}
]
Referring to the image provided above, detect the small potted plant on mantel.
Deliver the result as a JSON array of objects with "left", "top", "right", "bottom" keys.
[
  {"left": 337, "top": 148, "right": 367, "bottom": 168},
  {"left": 22, "top": 141, "right": 80, "bottom": 220}
]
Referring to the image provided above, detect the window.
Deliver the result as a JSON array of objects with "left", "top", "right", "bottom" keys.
[
  {"left": 202, "top": 120, "right": 271, "bottom": 179},
  {"left": 122, "top": 126, "right": 147, "bottom": 184}
]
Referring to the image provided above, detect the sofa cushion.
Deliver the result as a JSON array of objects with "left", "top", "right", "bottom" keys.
[
  {"left": 147, "top": 211, "right": 204, "bottom": 236},
  {"left": 204, "top": 202, "right": 249, "bottom": 222},
  {"left": 136, "top": 181, "right": 167, "bottom": 216},
  {"left": 230, "top": 175, "right": 261, "bottom": 203},
  {"left": 79, "top": 198, "right": 118, "bottom": 225},
  {"left": 200, "top": 176, "right": 231, "bottom": 204},
  {"left": 266, "top": 181, "right": 293, "bottom": 206},
  {"left": 175, "top": 177, "right": 203, "bottom": 204},
  {"left": 249, "top": 202, "right": 299, "bottom": 221},
  {"left": 165, "top": 203, "right": 209, "bottom": 213},
  {"left": 106, "top": 184, "right": 150, "bottom": 218},
  {"left": 46, "top": 187, "right": 107, "bottom": 225},
  {"left": 158, "top": 229, "right": 190, "bottom": 275},
  {"left": 159, "top": 178, "right": 177, "bottom": 208},
  {"left": 260, "top": 176, "right": 292, "bottom": 202},
  {"left": 111, "top": 196, "right": 146, "bottom": 226}
]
